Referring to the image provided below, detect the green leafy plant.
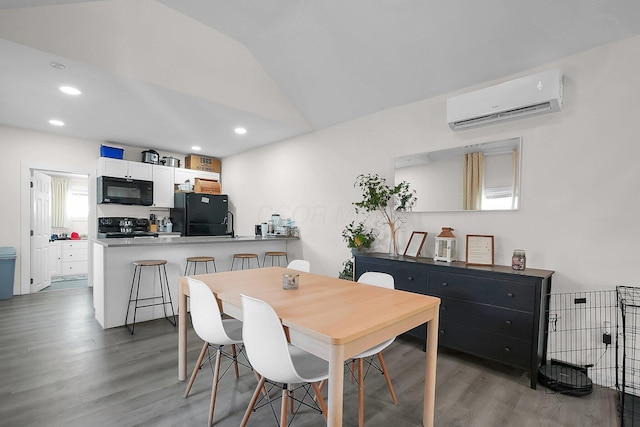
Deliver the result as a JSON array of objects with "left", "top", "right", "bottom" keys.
[
  {"left": 353, "top": 173, "right": 417, "bottom": 256},
  {"left": 341, "top": 221, "right": 376, "bottom": 249}
]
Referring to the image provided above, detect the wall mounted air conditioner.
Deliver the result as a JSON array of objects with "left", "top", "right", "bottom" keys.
[{"left": 446, "top": 68, "right": 563, "bottom": 130}]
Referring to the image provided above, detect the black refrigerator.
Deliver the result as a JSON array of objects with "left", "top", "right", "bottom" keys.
[{"left": 171, "top": 193, "right": 230, "bottom": 236}]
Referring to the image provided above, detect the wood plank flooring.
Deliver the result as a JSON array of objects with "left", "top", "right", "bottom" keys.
[{"left": 0, "top": 288, "right": 620, "bottom": 426}]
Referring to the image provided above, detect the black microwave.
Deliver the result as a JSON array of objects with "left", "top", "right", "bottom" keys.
[{"left": 97, "top": 176, "right": 154, "bottom": 206}]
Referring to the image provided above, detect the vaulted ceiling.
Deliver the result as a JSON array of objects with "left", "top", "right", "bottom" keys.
[{"left": 1, "top": 0, "right": 639, "bottom": 157}]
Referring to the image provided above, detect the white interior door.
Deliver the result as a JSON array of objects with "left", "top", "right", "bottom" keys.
[{"left": 31, "top": 171, "right": 51, "bottom": 292}]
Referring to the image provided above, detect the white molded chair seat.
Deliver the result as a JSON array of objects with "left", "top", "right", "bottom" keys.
[
  {"left": 185, "top": 277, "right": 248, "bottom": 427},
  {"left": 240, "top": 294, "right": 328, "bottom": 427},
  {"left": 286, "top": 259, "right": 310, "bottom": 273}
]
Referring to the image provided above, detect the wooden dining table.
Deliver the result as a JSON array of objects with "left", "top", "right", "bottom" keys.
[{"left": 177, "top": 267, "right": 440, "bottom": 427}]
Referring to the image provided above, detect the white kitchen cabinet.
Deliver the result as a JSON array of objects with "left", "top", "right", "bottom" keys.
[
  {"left": 49, "top": 241, "right": 62, "bottom": 276},
  {"left": 152, "top": 164, "right": 175, "bottom": 208},
  {"left": 174, "top": 168, "right": 220, "bottom": 186},
  {"left": 61, "top": 240, "right": 88, "bottom": 276},
  {"left": 97, "top": 157, "right": 153, "bottom": 181}
]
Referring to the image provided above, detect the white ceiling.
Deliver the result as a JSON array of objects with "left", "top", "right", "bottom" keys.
[{"left": 1, "top": 0, "right": 639, "bottom": 158}]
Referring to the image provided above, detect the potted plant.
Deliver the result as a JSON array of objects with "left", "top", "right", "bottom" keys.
[
  {"left": 342, "top": 220, "right": 377, "bottom": 255},
  {"left": 353, "top": 173, "right": 417, "bottom": 256}
]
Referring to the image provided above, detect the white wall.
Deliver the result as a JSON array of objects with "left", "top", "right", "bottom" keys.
[
  {"left": 3, "top": 36, "right": 639, "bottom": 296},
  {"left": 223, "top": 35, "right": 640, "bottom": 293}
]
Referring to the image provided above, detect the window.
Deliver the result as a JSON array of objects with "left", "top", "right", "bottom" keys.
[
  {"left": 66, "top": 181, "right": 88, "bottom": 220},
  {"left": 482, "top": 186, "right": 515, "bottom": 210}
]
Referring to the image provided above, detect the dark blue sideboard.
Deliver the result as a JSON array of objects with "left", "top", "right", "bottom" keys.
[{"left": 354, "top": 253, "right": 554, "bottom": 389}]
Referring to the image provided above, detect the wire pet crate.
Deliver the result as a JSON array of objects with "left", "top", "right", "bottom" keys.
[
  {"left": 618, "top": 286, "right": 640, "bottom": 426},
  {"left": 542, "top": 290, "right": 617, "bottom": 394}
]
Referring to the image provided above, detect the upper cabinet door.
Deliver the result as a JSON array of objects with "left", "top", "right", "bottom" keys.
[
  {"left": 152, "top": 164, "right": 174, "bottom": 208},
  {"left": 127, "top": 161, "right": 153, "bottom": 180},
  {"left": 97, "top": 157, "right": 129, "bottom": 178},
  {"left": 97, "top": 158, "right": 153, "bottom": 180}
]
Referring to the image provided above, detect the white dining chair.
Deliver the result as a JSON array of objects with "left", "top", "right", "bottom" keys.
[
  {"left": 184, "top": 277, "right": 250, "bottom": 427},
  {"left": 239, "top": 294, "right": 328, "bottom": 427},
  {"left": 286, "top": 259, "right": 310, "bottom": 272},
  {"left": 352, "top": 271, "right": 398, "bottom": 427}
]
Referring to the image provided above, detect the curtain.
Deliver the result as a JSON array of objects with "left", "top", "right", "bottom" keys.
[
  {"left": 51, "top": 177, "right": 68, "bottom": 228},
  {"left": 511, "top": 148, "right": 519, "bottom": 209},
  {"left": 463, "top": 151, "right": 484, "bottom": 210}
]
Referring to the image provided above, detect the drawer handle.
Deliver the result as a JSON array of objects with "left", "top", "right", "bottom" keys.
[
  {"left": 441, "top": 306, "right": 447, "bottom": 311},
  {"left": 439, "top": 329, "right": 446, "bottom": 334},
  {"left": 408, "top": 276, "right": 414, "bottom": 281},
  {"left": 504, "top": 347, "right": 511, "bottom": 353},
  {"left": 507, "top": 292, "right": 514, "bottom": 298},
  {"left": 442, "top": 282, "right": 448, "bottom": 286},
  {"left": 505, "top": 320, "right": 512, "bottom": 325}
]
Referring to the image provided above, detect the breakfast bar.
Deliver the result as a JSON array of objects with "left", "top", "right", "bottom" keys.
[{"left": 92, "top": 235, "right": 300, "bottom": 328}]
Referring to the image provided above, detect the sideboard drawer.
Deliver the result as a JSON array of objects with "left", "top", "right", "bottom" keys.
[
  {"left": 438, "top": 321, "right": 532, "bottom": 370},
  {"left": 356, "top": 257, "right": 427, "bottom": 294},
  {"left": 392, "top": 265, "right": 427, "bottom": 294},
  {"left": 429, "top": 271, "right": 536, "bottom": 312},
  {"left": 439, "top": 297, "right": 534, "bottom": 339}
]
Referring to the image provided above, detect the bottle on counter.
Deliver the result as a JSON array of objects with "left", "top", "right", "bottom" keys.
[
  {"left": 512, "top": 250, "right": 526, "bottom": 270},
  {"left": 165, "top": 219, "right": 172, "bottom": 233}
]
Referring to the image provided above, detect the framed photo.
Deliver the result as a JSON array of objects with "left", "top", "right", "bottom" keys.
[
  {"left": 404, "top": 231, "right": 428, "bottom": 258},
  {"left": 465, "top": 235, "right": 494, "bottom": 266}
]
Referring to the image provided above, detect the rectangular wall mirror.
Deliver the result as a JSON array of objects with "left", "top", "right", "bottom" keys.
[{"left": 394, "top": 137, "right": 522, "bottom": 212}]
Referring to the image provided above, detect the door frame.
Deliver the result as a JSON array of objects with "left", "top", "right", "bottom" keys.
[{"left": 20, "top": 161, "right": 96, "bottom": 295}]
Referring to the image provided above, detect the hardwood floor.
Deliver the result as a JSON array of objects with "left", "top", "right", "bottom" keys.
[{"left": 0, "top": 288, "right": 620, "bottom": 426}]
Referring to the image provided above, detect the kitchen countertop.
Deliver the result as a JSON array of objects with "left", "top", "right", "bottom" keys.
[{"left": 93, "top": 235, "right": 298, "bottom": 248}]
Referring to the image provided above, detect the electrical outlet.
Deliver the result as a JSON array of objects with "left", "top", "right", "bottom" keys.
[{"left": 603, "top": 333, "right": 612, "bottom": 345}]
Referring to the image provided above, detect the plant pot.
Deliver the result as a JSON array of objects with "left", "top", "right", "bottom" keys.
[{"left": 351, "top": 247, "right": 368, "bottom": 256}]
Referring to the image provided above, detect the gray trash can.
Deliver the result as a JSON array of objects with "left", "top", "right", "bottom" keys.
[{"left": 0, "top": 247, "right": 17, "bottom": 300}]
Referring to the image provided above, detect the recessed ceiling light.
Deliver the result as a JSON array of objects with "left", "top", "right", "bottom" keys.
[
  {"left": 59, "top": 86, "right": 81, "bottom": 95},
  {"left": 49, "top": 119, "right": 64, "bottom": 126},
  {"left": 191, "top": 146, "right": 202, "bottom": 151},
  {"left": 234, "top": 127, "right": 247, "bottom": 135}
]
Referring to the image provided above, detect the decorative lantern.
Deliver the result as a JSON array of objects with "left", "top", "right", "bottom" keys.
[{"left": 434, "top": 227, "right": 457, "bottom": 262}]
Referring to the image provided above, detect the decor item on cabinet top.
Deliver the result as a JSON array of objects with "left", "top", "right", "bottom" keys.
[
  {"left": 352, "top": 173, "right": 417, "bottom": 257},
  {"left": 403, "top": 231, "right": 428, "bottom": 258},
  {"left": 465, "top": 234, "right": 495, "bottom": 266},
  {"left": 434, "top": 227, "right": 457, "bottom": 262},
  {"left": 160, "top": 156, "right": 180, "bottom": 167},
  {"left": 342, "top": 221, "right": 376, "bottom": 255},
  {"left": 512, "top": 249, "right": 526, "bottom": 270},
  {"left": 141, "top": 149, "right": 159, "bottom": 164}
]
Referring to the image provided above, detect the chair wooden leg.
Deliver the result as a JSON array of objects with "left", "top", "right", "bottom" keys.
[
  {"left": 280, "top": 387, "right": 288, "bottom": 427},
  {"left": 377, "top": 352, "right": 397, "bottom": 404},
  {"left": 289, "top": 385, "right": 294, "bottom": 414},
  {"left": 312, "top": 381, "right": 328, "bottom": 422},
  {"left": 231, "top": 343, "right": 240, "bottom": 378},
  {"left": 185, "top": 342, "right": 209, "bottom": 398},
  {"left": 241, "top": 376, "right": 266, "bottom": 427},
  {"left": 358, "top": 358, "right": 365, "bottom": 427},
  {"left": 208, "top": 347, "right": 223, "bottom": 427}
]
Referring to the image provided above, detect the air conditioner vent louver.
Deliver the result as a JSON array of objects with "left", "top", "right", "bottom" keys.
[{"left": 447, "top": 69, "right": 563, "bottom": 130}]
